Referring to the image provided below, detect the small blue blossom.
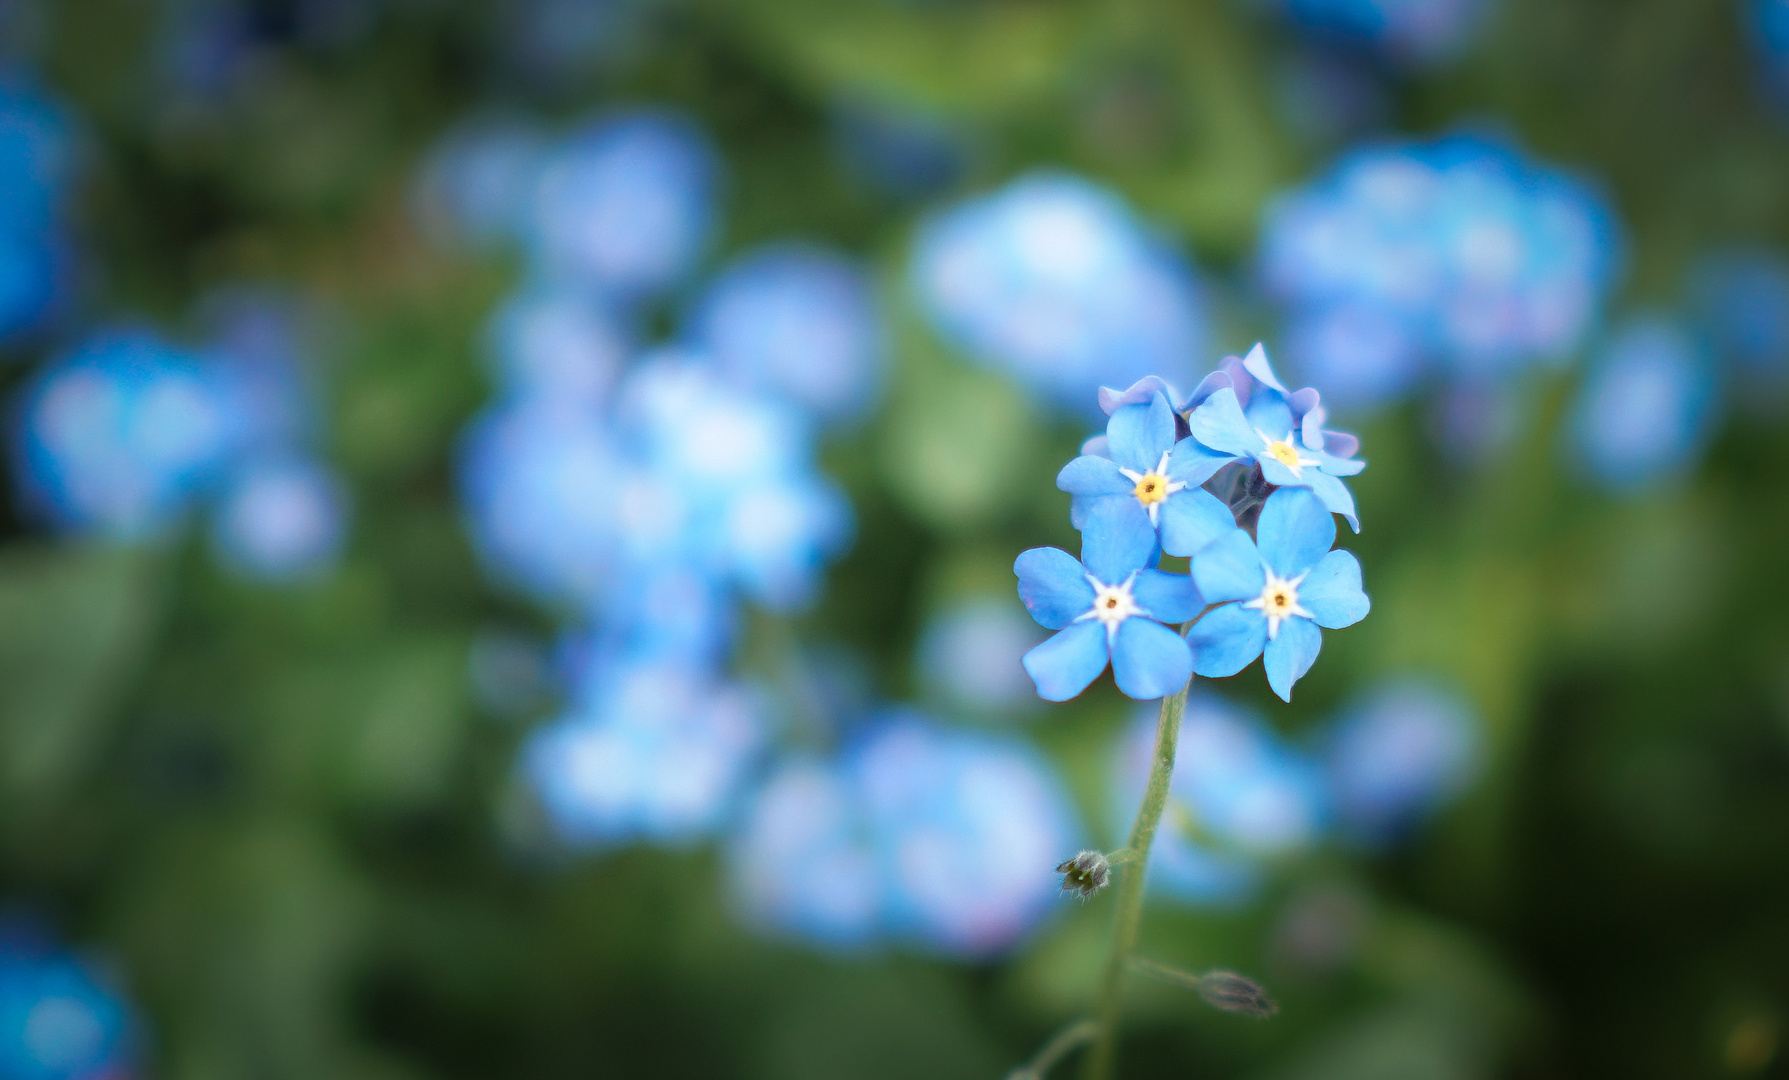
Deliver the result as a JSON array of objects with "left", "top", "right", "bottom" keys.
[
  {"left": 1568, "top": 314, "right": 1721, "bottom": 493},
  {"left": 528, "top": 109, "right": 720, "bottom": 301},
  {"left": 1188, "top": 487, "right": 1370, "bottom": 701},
  {"left": 1275, "top": 0, "right": 1496, "bottom": 66},
  {"left": 485, "top": 285, "right": 630, "bottom": 406},
  {"left": 12, "top": 327, "right": 232, "bottom": 540},
  {"left": 728, "top": 716, "right": 1081, "bottom": 957},
  {"left": 909, "top": 171, "right": 1209, "bottom": 415},
  {"left": 1015, "top": 502, "right": 1202, "bottom": 702},
  {"left": 1187, "top": 344, "right": 1366, "bottom": 530},
  {"left": 689, "top": 243, "right": 886, "bottom": 424},
  {"left": 523, "top": 647, "right": 768, "bottom": 847},
  {"left": 1112, "top": 696, "right": 1328, "bottom": 906},
  {"left": 211, "top": 455, "right": 348, "bottom": 582},
  {"left": 1321, "top": 677, "right": 1482, "bottom": 844},
  {"left": 1057, "top": 389, "right": 1233, "bottom": 556},
  {"left": 915, "top": 598, "right": 1047, "bottom": 714},
  {"left": 411, "top": 114, "right": 548, "bottom": 251},
  {"left": 1685, "top": 246, "right": 1789, "bottom": 396},
  {"left": 0, "top": 921, "right": 137, "bottom": 1080}
]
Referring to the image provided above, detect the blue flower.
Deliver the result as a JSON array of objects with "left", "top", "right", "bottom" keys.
[
  {"left": 485, "top": 285, "right": 630, "bottom": 406},
  {"left": 0, "top": 921, "right": 137, "bottom": 1080},
  {"left": 1057, "top": 390, "right": 1233, "bottom": 557},
  {"left": 1188, "top": 487, "right": 1369, "bottom": 701},
  {"left": 211, "top": 455, "right": 348, "bottom": 582},
  {"left": 410, "top": 113, "right": 548, "bottom": 250},
  {"left": 528, "top": 109, "right": 720, "bottom": 301},
  {"left": 1015, "top": 503, "right": 1201, "bottom": 701},
  {"left": 689, "top": 242, "right": 886, "bottom": 424},
  {"left": 1276, "top": 0, "right": 1496, "bottom": 66},
  {"left": 915, "top": 598, "right": 1047, "bottom": 714},
  {"left": 1321, "top": 677, "right": 1481, "bottom": 844},
  {"left": 1568, "top": 314, "right": 1721, "bottom": 493},
  {"left": 909, "top": 171, "right": 1209, "bottom": 415},
  {"left": 1187, "top": 345, "right": 1366, "bottom": 530},
  {"left": 1112, "top": 696, "right": 1328, "bottom": 906}
]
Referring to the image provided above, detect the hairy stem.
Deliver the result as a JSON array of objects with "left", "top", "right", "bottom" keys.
[
  {"left": 1083, "top": 672, "right": 1192, "bottom": 1080},
  {"left": 1007, "top": 1017, "right": 1100, "bottom": 1080}
]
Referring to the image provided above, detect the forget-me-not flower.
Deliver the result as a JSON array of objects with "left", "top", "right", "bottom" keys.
[
  {"left": 1568, "top": 315, "right": 1720, "bottom": 494},
  {"left": 1015, "top": 501, "right": 1201, "bottom": 701},
  {"left": 1058, "top": 389, "right": 1233, "bottom": 557},
  {"left": 1189, "top": 487, "right": 1369, "bottom": 701}
]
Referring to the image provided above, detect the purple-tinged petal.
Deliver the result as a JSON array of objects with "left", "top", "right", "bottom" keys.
[
  {"left": 1166, "top": 436, "right": 1233, "bottom": 487},
  {"left": 1240, "top": 342, "right": 1288, "bottom": 393},
  {"left": 1245, "top": 390, "right": 1295, "bottom": 441},
  {"left": 1263, "top": 617, "right": 1322, "bottom": 702},
  {"left": 1256, "top": 488, "right": 1334, "bottom": 578},
  {"left": 1191, "top": 528, "right": 1264, "bottom": 604},
  {"left": 1099, "top": 375, "right": 1185, "bottom": 415},
  {"left": 1107, "top": 394, "right": 1176, "bottom": 473},
  {"left": 1294, "top": 392, "right": 1324, "bottom": 448},
  {"left": 1080, "top": 497, "right": 1156, "bottom": 584},
  {"left": 1184, "top": 367, "right": 1238, "bottom": 410},
  {"left": 1322, "top": 430, "right": 1360, "bottom": 460},
  {"left": 1157, "top": 488, "right": 1235, "bottom": 559},
  {"left": 1023, "top": 621, "right": 1111, "bottom": 702},
  {"left": 1132, "top": 568, "right": 1202, "bottom": 623},
  {"left": 1188, "top": 389, "right": 1260, "bottom": 458},
  {"left": 1315, "top": 448, "right": 1366, "bottom": 477},
  {"left": 1058, "top": 454, "right": 1133, "bottom": 496},
  {"left": 1112, "top": 618, "right": 1193, "bottom": 700},
  {"left": 1299, "top": 550, "right": 1369, "bottom": 629},
  {"left": 1015, "top": 547, "right": 1095, "bottom": 629},
  {"left": 1081, "top": 434, "right": 1110, "bottom": 458},
  {"left": 1189, "top": 602, "right": 1267, "bottom": 677},
  {"left": 1303, "top": 470, "right": 1360, "bottom": 533}
]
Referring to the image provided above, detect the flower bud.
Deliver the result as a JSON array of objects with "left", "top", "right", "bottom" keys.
[
  {"left": 1055, "top": 850, "right": 1111, "bottom": 900},
  {"left": 1196, "top": 970, "right": 1278, "bottom": 1018}
]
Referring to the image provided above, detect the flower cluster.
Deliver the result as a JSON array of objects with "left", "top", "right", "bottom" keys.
[
  {"left": 1257, "top": 132, "right": 1621, "bottom": 411},
  {"left": 0, "top": 919, "right": 138, "bottom": 1080},
  {"left": 909, "top": 172, "right": 1210, "bottom": 415},
  {"left": 1017, "top": 344, "right": 1370, "bottom": 704},
  {"left": 10, "top": 294, "right": 349, "bottom": 581},
  {"left": 1271, "top": 0, "right": 1497, "bottom": 67},
  {"left": 1112, "top": 681, "right": 1481, "bottom": 905},
  {"left": 0, "top": 78, "right": 75, "bottom": 346}
]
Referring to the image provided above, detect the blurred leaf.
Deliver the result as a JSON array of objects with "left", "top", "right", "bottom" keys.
[{"left": 0, "top": 544, "right": 160, "bottom": 807}]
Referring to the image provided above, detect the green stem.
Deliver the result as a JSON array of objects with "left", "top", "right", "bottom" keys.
[
  {"left": 1007, "top": 1017, "right": 1100, "bottom": 1080},
  {"left": 1082, "top": 672, "right": 1192, "bottom": 1080}
]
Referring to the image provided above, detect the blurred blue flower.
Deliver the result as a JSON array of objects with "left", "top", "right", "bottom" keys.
[
  {"left": 1321, "top": 677, "right": 1482, "bottom": 843},
  {"left": 1189, "top": 487, "right": 1369, "bottom": 701},
  {"left": 198, "top": 289, "right": 316, "bottom": 455},
  {"left": 1058, "top": 390, "right": 1234, "bottom": 557},
  {"left": 689, "top": 243, "right": 886, "bottom": 424},
  {"left": 1751, "top": 0, "right": 1789, "bottom": 101},
  {"left": 1015, "top": 501, "right": 1201, "bottom": 702},
  {"left": 412, "top": 114, "right": 548, "bottom": 251},
  {"left": 915, "top": 598, "right": 1047, "bottom": 714},
  {"left": 0, "top": 77, "right": 76, "bottom": 344},
  {"left": 1274, "top": 0, "right": 1496, "bottom": 66},
  {"left": 524, "top": 647, "right": 769, "bottom": 847},
  {"left": 729, "top": 715, "right": 1081, "bottom": 957},
  {"left": 830, "top": 96, "right": 969, "bottom": 201},
  {"left": 1112, "top": 695, "right": 1328, "bottom": 906},
  {"left": 485, "top": 286, "right": 630, "bottom": 406},
  {"left": 1568, "top": 315, "right": 1721, "bottom": 493},
  {"left": 211, "top": 455, "right": 348, "bottom": 582},
  {"left": 0, "top": 922, "right": 136, "bottom": 1080},
  {"left": 529, "top": 110, "right": 720, "bottom": 302},
  {"left": 910, "top": 171, "right": 1209, "bottom": 415},
  {"left": 1685, "top": 246, "right": 1789, "bottom": 395},
  {"left": 12, "top": 327, "right": 232, "bottom": 540},
  {"left": 1259, "top": 132, "right": 1621, "bottom": 408}
]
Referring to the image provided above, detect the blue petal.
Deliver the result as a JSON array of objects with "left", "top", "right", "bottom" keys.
[
  {"left": 1299, "top": 549, "right": 1369, "bottom": 628},
  {"left": 1191, "top": 528, "right": 1265, "bottom": 604},
  {"left": 1081, "top": 434, "right": 1110, "bottom": 457},
  {"left": 1244, "top": 390, "right": 1294, "bottom": 440},
  {"left": 1187, "top": 389, "right": 1260, "bottom": 458},
  {"left": 1099, "top": 375, "right": 1185, "bottom": 415},
  {"left": 1157, "top": 488, "right": 1236, "bottom": 559},
  {"left": 1069, "top": 493, "right": 1108, "bottom": 531},
  {"left": 1188, "top": 602, "right": 1267, "bottom": 677},
  {"left": 1106, "top": 394, "right": 1177, "bottom": 473},
  {"left": 1022, "top": 621, "right": 1111, "bottom": 702},
  {"left": 1080, "top": 497, "right": 1156, "bottom": 584},
  {"left": 1058, "top": 454, "right": 1133, "bottom": 497},
  {"left": 1255, "top": 454, "right": 1306, "bottom": 489},
  {"left": 1256, "top": 488, "right": 1334, "bottom": 579},
  {"left": 1240, "top": 342, "right": 1288, "bottom": 393},
  {"left": 1304, "top": 470, "right": 1360, "bottom": 533},
  {"left": 1166, "top": 436, "right": 1232, "bottom": 488},
  {"left": 1322, "top": 431, "right": 1361, "bottom": 460},
  {"left": 1315, "top": 448, "right": 1366, "bottom": 477},
  {"left": 1263, "top": 617, "right": 1323, "bottom": 702},
  {"left": 1132, "top": 569, "right": 1202, "bottom": 623},
  {"left": 1112, "top": 618, "right": 1193, "bottom": 700},
  {"left": 1015, "top": 547, "right": 1095, "bottom": 629}
]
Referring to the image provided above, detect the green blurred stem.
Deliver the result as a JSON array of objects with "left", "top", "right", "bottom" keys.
[
  {"left": 1083, "top": 668, "right": 1192, "bottom": 1080},
  {"left": 1007, "top": 1017, "right": 1099, "bottom": 1080}
]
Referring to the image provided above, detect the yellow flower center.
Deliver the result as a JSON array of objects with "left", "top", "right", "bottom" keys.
[
  {"left": 1265, "top": 439, "right": 1303, "bottom": 470},
  {"left": 1132, "top": 473, "right": 1170, "bottom": 505},
  {"left": 1260, "top": 585, "right": 1297, "bottom": 618}
]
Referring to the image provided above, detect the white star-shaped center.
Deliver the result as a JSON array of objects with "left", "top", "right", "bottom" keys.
[
  {"left": 1117, "top": 451, "right": 1188, "bottom": 525},
  {"left": 1242, "top": 566, "right": 1312, "bottom": 640},
  {"left": 1257, "top": 430, "right": 1321, "bottom": 478},
  {"left": 1075, "top": 572, "right": 1147, "bottom": 641}
]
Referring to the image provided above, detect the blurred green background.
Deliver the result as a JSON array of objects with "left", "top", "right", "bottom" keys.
[{"left": 1, "top": 0, "right": 1788, "bottom": 1078}]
